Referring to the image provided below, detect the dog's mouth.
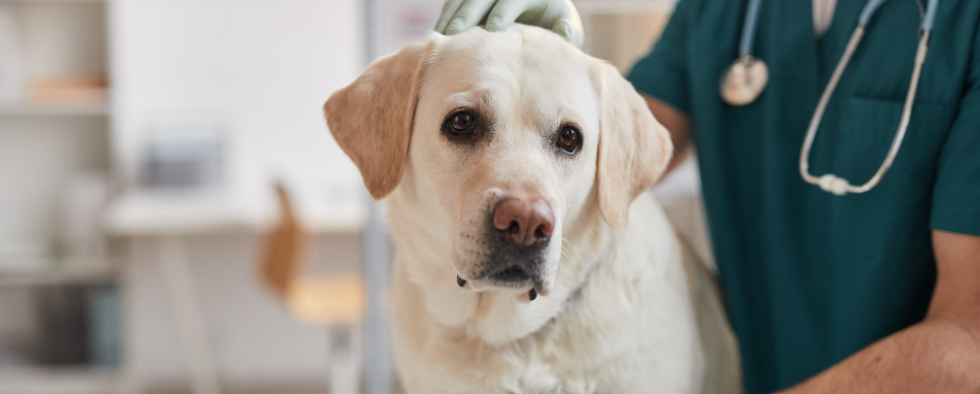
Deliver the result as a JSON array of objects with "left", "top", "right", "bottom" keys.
[
  {"left": 489, "top": 265, "right": 531, "bottom": 283},
  {"left": 457, "top": 263, "right": 547, "bottom": 301}
]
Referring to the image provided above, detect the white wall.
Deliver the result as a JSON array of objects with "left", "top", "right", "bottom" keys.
[{"left": 110, "top": 0, "right": 364, "bottom": 213}]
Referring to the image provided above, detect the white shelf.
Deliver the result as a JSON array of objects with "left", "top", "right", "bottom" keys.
[
  {"left": 0, "top": 0, "right": 105, "bottom": 3},
  {"left": 0, "top": 367, "right": 118, "bottom": 394},
  {"left": 0, "top": 264, "right": 117, "bottom": 287},
  {"left": 0, "top": 101, "right": 109, "bottom": 117}
]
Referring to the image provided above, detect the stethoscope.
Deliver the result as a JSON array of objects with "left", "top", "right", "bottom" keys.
[{"left": 720, "top": 0, "right": 940, "bottom": 195}]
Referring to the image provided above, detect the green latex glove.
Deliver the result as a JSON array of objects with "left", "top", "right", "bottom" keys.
[{"left": 434, "top": 0, "right": 583, "bottom": 48}]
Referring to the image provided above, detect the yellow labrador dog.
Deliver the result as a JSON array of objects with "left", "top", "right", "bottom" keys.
[{"left": 325, "top": 25, "right": 739, "bottom": 394}]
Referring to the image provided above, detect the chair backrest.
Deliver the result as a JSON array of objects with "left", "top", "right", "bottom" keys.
[{"left": 258, "top": 183, "right": 366, "bottom": 326}]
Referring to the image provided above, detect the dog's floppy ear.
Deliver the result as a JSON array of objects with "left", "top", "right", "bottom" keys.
[
  {"left": 593, "top": 62, "right": 673, "bottom": 229},
  {"left": 324, "top": 40, "right": 435, "bottom": 200}
]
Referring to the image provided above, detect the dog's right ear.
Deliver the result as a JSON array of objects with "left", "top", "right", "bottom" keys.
[{"left": 324, "top": 40, "right": 436, "bottom": 200}]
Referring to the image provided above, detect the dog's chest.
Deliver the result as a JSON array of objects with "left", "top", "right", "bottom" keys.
[
  {"left": 423, "top": 320, "right": 624, "bottom": 393},
  {"left": 416, "top": 283, "right": 694, "bottom": 394}
]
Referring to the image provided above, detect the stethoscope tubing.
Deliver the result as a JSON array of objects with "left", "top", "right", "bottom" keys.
[
  {"left": 732, "top": 0, "right": 939, "bottom": 195},
  {"left": 799, "top": 27, "right": 932, "bottom": 195},
  {"left": 739, "top": 0, "right": 764, "bottom": 57}
]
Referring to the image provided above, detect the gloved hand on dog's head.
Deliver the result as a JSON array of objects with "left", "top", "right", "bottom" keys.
[{"left": 434, "top": 0, "right": 583, "bottom": 47}]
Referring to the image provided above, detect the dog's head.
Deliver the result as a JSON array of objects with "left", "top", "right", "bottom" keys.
[{"left": 325, "top": 26, "right": 671, "bottom": 305}]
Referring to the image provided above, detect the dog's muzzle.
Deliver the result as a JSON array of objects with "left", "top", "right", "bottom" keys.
[{"left": 457, "top": 196, "right": 554, "bottom": 301}]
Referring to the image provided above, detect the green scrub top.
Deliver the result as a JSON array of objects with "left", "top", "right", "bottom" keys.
[{"left": 627, "top": 0, "right": 980, "bottom": 393}]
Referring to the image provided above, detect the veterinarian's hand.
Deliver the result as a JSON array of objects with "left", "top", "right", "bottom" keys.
[{"left": 434, "top": 0, "right": 583, "bottom": 47}]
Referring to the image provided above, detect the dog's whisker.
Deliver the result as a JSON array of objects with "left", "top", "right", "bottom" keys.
[{"left": 560, "top": 237, "right": 579, "bottom": 259}]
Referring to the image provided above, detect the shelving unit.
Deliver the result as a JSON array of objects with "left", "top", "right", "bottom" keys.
[
  {"left": 0, "top": 0, "right": 113, "bottom": 258},
  {"left": 0, "top": 0, "right": 119, "bottom": 392}
]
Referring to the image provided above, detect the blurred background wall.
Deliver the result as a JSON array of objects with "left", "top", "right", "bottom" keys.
[{"left": 0, "top": 1, "right": 698, "bottom": 393}]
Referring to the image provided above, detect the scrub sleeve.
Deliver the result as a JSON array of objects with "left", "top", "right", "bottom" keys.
[{"left": 930, "top": 46, "right": 980, "bottom": 237}]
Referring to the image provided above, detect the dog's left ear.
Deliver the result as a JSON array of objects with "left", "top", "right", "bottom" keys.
[
  {"left": 592, "top": 62, "right": 673, "bottom": 229},
  {"left": 324, "top": 40, "right": 436, "bottom": 200}
]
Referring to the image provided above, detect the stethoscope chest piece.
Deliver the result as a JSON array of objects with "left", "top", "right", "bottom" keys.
[{"left": 720, "top": 55, "right": 769, "bottom": 106}]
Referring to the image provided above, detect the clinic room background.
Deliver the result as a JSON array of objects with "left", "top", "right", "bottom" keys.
[{"left": 0, "top": 0, "right": 705, "bottom": 393}]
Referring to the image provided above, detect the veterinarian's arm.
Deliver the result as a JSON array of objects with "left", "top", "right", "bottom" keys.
[
  {"left": 643, "top": 95, "right": 692, "bottom": 178},
  {"left": 779, "top": 230, "right": 980, "bottom": 394}
]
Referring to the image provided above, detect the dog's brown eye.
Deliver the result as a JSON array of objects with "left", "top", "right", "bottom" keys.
[
  {"left": 556, "top": 126, "right": 581, "bottom": 153},
  {"left": 449, "top": 112, "right": 475, "bottom": 133}
]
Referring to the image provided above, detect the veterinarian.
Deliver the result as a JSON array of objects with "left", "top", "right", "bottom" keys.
[{"left": 435, "top": 0, "right": 980, "bottom": 393}]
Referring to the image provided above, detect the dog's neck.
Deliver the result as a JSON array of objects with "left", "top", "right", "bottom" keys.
[{"left": 386, "top": 188, "right": 614, "bottom": 346}]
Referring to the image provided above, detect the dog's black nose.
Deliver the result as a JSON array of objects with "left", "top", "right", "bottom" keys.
[{"left": 492, "top": 197, "right": 554, "bottom": 248}]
